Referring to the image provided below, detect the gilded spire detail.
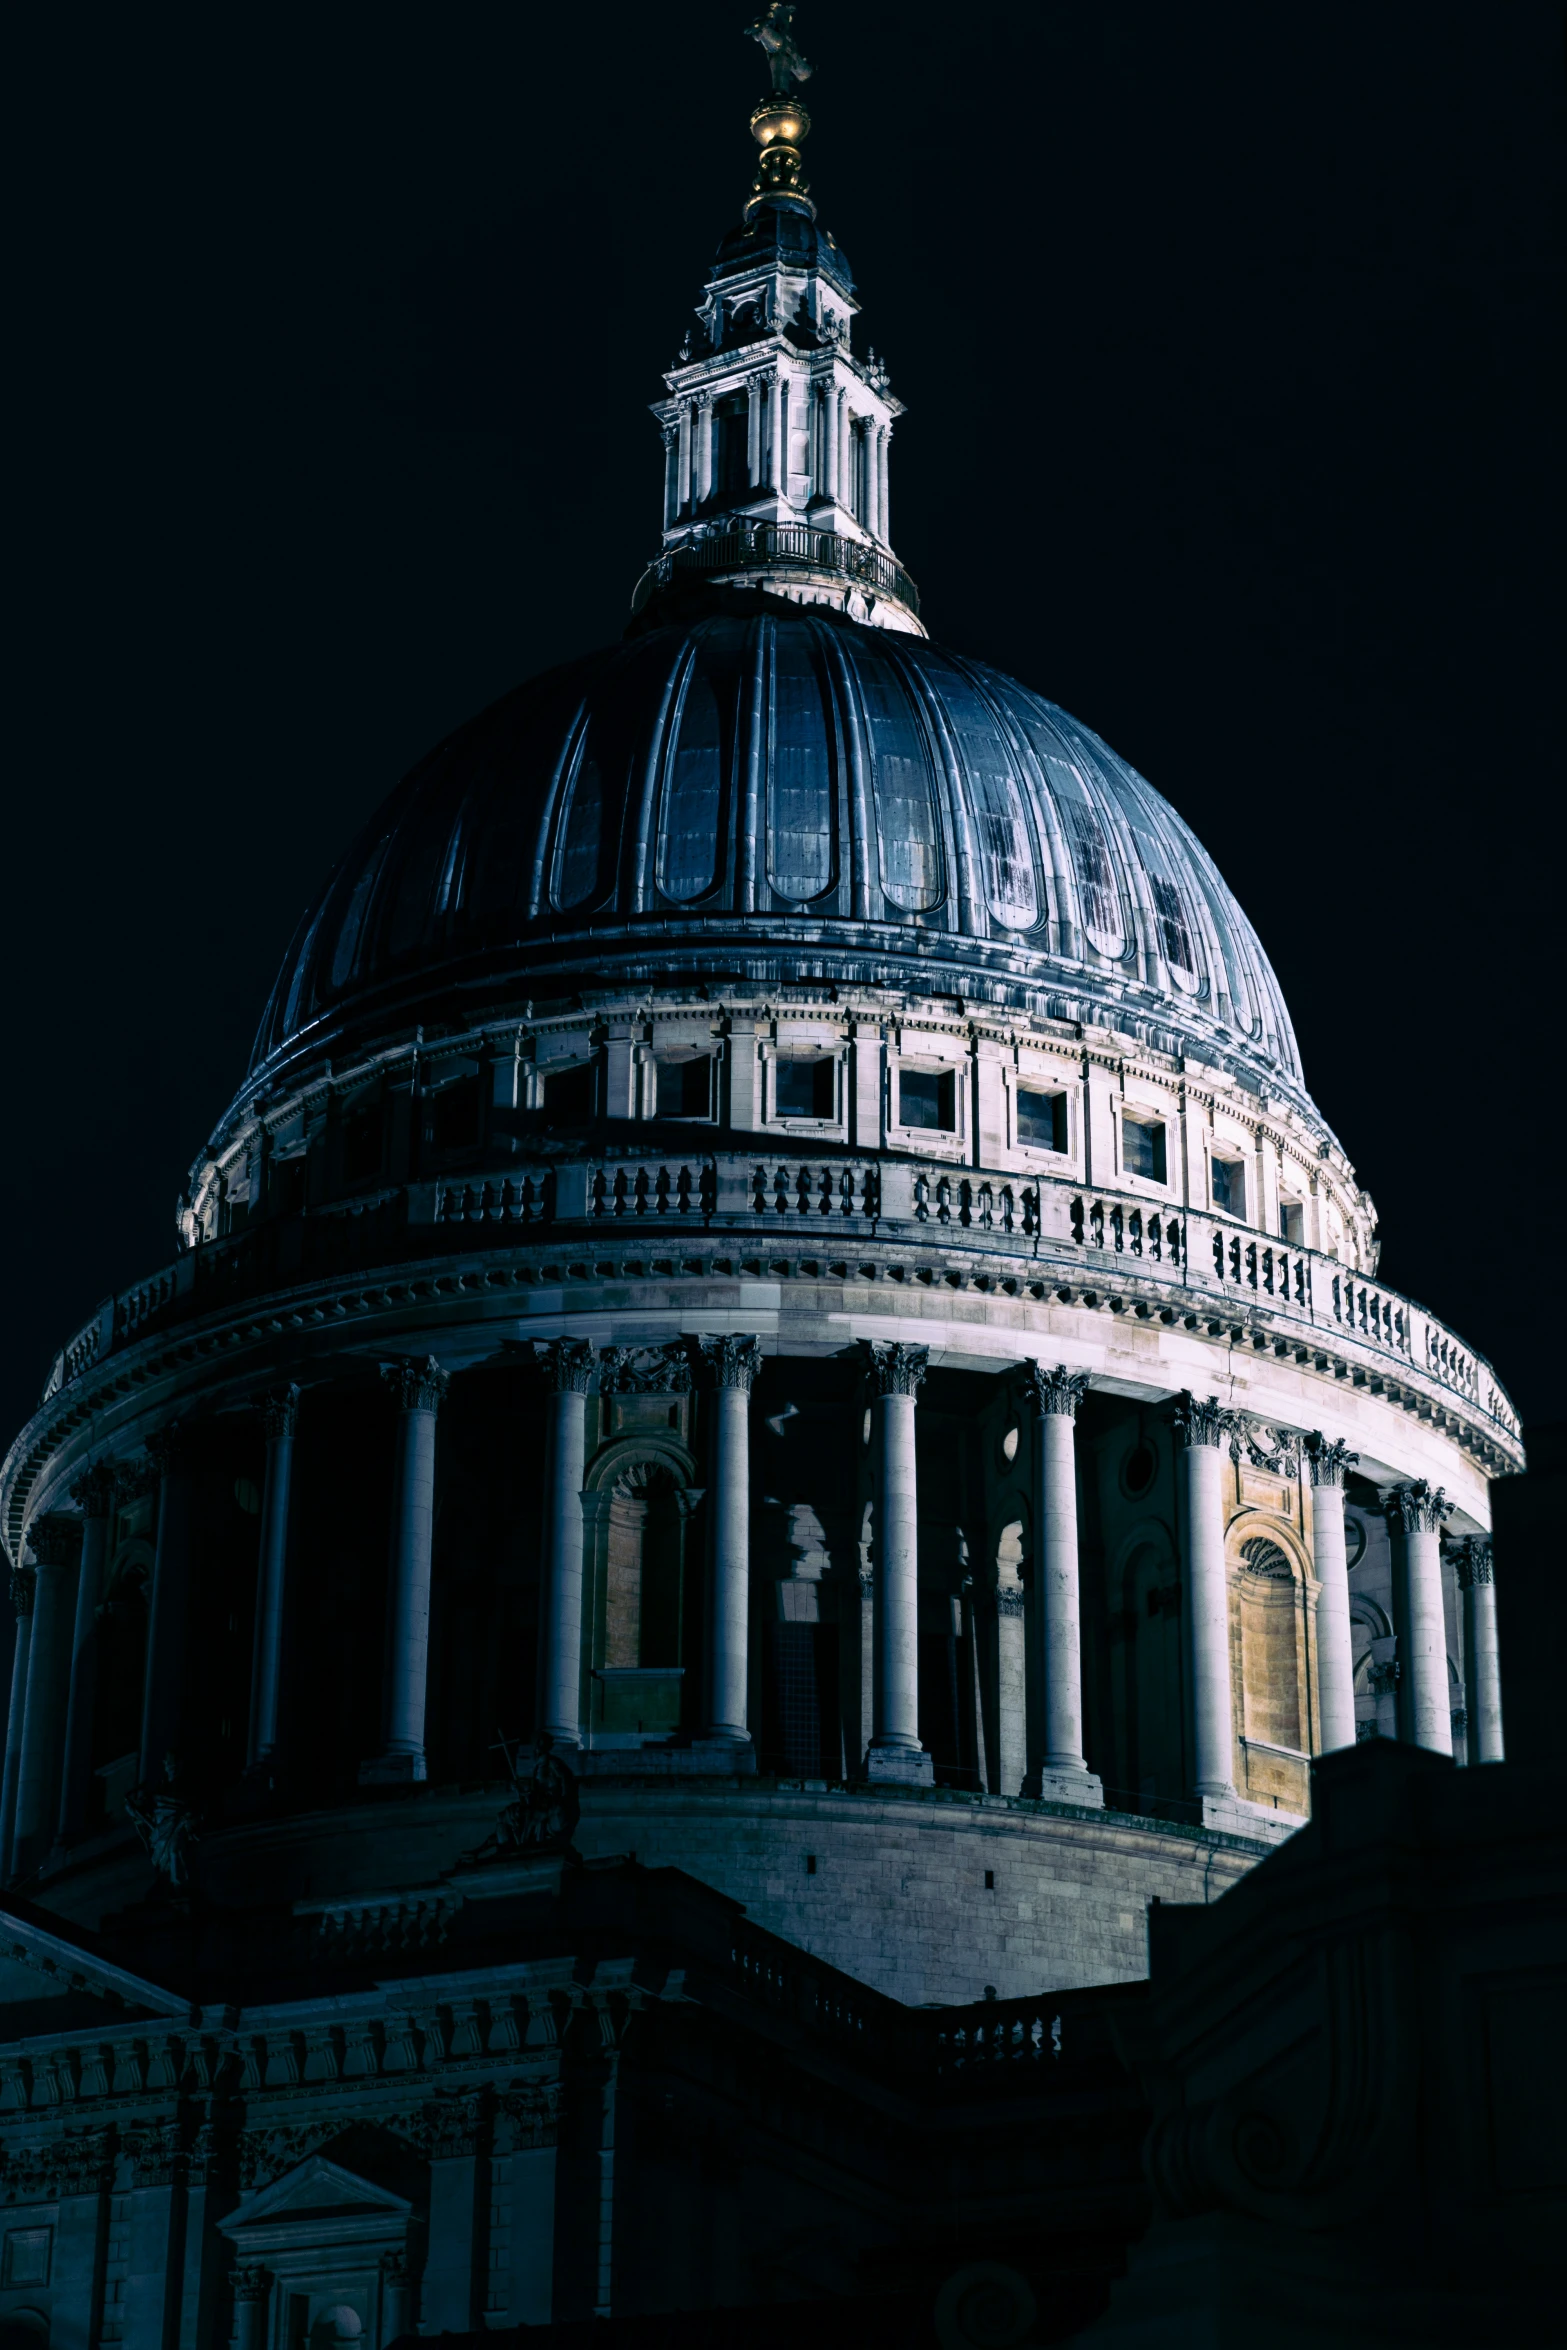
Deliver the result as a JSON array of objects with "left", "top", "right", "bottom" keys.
[{"left": 745, "top": 5, "right": 814, "bottom": 220}]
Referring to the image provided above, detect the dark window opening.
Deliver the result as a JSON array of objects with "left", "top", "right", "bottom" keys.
[
  {"left": 341, "top": 1102, "right": 383, "bottom": 1183},
  {"left": 763, "top": 1622, "right": 840, "bottom": 1776},
  {"left": 899, "top": 1067, "right": 956, "bottom": 1132},
  {"left": 1017, "top": 1086, "right": 1067, "bottom": 1151},
  {"left": 657, "top": 1056, "right": 713, "bottom": 1120},
  {"left": 1212, "top": 1157, "right": 1244, "bottom": 1217},
  {"left": 715, "top": 395, "right": 750, "bottom": 498},
  {"left": 543, "top": 1061, "right": 596, "bottom": 1123},
  {"left": 774, "top": 1056, "right": 835, "bottom": 1119},
  {"left": 1279, "top": 1199, "right": 1305, "bottom": 1246},
  {"left": 1123, "top": 1117, "right": 1166, "bottom": 1183},
  {"left": 984, "top": 1869, "right": 995, "bottom": 1890},
  {"left": 271, "top": 1154, "right": 307, "bottom": 1215},
  {"left": 431, "top": 1076, "right": 481, "bottom": 1153}
]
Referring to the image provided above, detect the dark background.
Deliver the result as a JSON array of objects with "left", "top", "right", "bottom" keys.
[{"left": 6, "top": 1, "right": 1564, "bottom": 1448}]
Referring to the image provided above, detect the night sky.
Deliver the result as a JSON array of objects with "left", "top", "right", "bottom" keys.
[{"left": 6, "top": 1, "right": 1564, "bottom": 1455}]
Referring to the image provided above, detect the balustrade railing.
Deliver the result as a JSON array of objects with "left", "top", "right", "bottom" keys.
[
  {"left": 30, "top": 1151, "right": 1521, "bottom": 1448},
  {"left": 633, "top": 520, "right": 920, "bottom": 618}
]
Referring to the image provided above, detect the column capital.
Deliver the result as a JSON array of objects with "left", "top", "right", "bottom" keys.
[
  {"left": 864, "top": 1340, "right": 929, "bottom": 1397},
  {"left": 600, "top": 1341, "right": 691, "bottom": 1395},
  {"left": 257, "top": 1384, "right": 299, "bottom": 1441},
  {"left": 995, "top": 1586, "right": 1027, "bottom": 1619},
  {"left": 1368, "top": 1658, "right": 1400, "bottom": 1697},
  {"left": 1452, "top": 1535, "right": 1493, "bottom": 1588},
  {"left": 26, "top": 1514, "right": 82, "bottom": 1572},
  {"left": 1025, "top": 1363, "right": 1090, "bottom": 1418},
  {"left": 1173, "top": 1392, "right": 1243, "bottom": 1450},
  {"left": 70, "top": 1460, "right": 123, "bottom": 1518},
  {"left": 144, "top": 1421, "right": 192, "bottom": 1478},
  {"left": 527, "top": 1337, "right": 595, "bottom": 1393},
  {"left": 1384, "top": 1479, "right": 1450, "bottom": 1535},
  {"left": 9, "top": 1566, "right": 36, "bottom": 1618},
  {"left": 694, "top": 1335, "right": 763, "bottom": 1392},
  {"left": 1303, "top": 1432, "right": 1358, "bottom": 1487},
  {"left": 380, "top": 1356, "right": 451, "bottom": 1414},
  {"left": 231, "top": 2266, "right": 272, "bottom": 2306}
]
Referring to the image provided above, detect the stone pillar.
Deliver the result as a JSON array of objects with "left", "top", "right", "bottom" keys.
[
  {"left": 534, "top": 1339, "right": 594, "bottom": 1749},
  {"left": 247, "top": 1386, "right": 299, "bottom": 1775},
  {"left": 379, "top": 2252, "right": 412, "bottom": 2347},
  {"left": 1174, "top": 1393, "right": 1241, "bottom": 1802},
  {"left": 1304, "top": 1432, "right": 1359, "bottom": 1754},
  {"left": 995, "top": 1584, "right": 1026, "bottom": 1799},
  {"left": 1025, "top": 1364, "right": 1103, "bottom": 1803},
  {"left": 694, "top": 395, "right": 713, "bottom": 508},
  {"left": 863, "top": 1343, "right": 932, "bottom": 1784},
  {"left": 139, "top": 1423, "right": 193, "bottom": 1787},
  {"left": 771, "top": 375, "right": 789, "bottom": 496},
  {"left": 661, "top": 426, "right": 678, "bottom": 529},
  {"left": 231, "top": 2267, "right": 271, "bottom": 2350},
  {"left": 746, "top": 377, "right": 763, "bottom": 487},
  {"left": 697, "top": 1336, "right": 762, "bottom": 1750},
  {"left": 676, "top": 402, "right": 693, "bottom": 514},
  {"left": 1385, "top": 1481, "right": 1452, "bottom": 1756},
  {"left": 1455, "top": 1536, "right": 1504, "bottom": 1763},
  {"left": 56, "top": 1464, "right": 118, "bottom": 1846},
  {"left": 876, "top": 425, "right": 891, "bottom": 541},
  {"left": 0, "top": 1568, "right": 35, "bottom": 1878},
  {"left": 13, "top": 1516, "right": 81, "bottom": 1874},
  {"left": 361, "top": 1357, "right": 449, "bottom": 1785}
]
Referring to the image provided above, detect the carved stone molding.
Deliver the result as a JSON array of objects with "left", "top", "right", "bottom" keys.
[
  {"left": 70, "top": 1460, "right": 122, "bottom": 1517},
  {"left": 1229, "top": 1418, "right": 1302, "bottom": 1477},
  {"left": 1368, "top": 1659, "right": 1400, "bottom": 1698},
  {"left": 995, "top": 1587, "right": 1027, "bottom": 1619},
  {"left": 863, "top": 1340, "right": 929, "bottom": 1398},
  {"left": 257, "top": 1384, "right": 299, "bottom": 1441},
  {"left": 380, "top": 1356, "right": 451, "bottom": 1414},
  {"left": 231, "top": 2266, "right": 272, "bottom": 2306},
  {"left": 1452, "top": 1536, "right": 1494, "bottom": 1588},
  {"left": 1025, "top": 1363, "right": 1091, "bottom": 1418},
  {"left": 528, "top": 1337, "right": 595, "bottom": 1393},
  {"left": 25, "top": 1514, "right": 81, "bottom": 1571},
  {"left": 1172, "top": 1393, "right": 1243, "bottom": 1450},
  {"left": 1303, "top": 1432, "right": 1358, "bottom": 1487},
  {"left": 600, "top": 1342, "right": 692, "bottom": 1395},
  {"left": 1383, "top": 1480, "right": 1450, "bottom": 1536},
  {"left": 694, "top": 1333, "right": 764, "bottom": 1391}
]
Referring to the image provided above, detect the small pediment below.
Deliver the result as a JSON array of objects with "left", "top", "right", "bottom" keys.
[
  {"left": 222, "top": 2155, "right": 413, "bottom": 2233},
  {"left": 0, "top": 1907, "right": 183, "bottom": 2041}
]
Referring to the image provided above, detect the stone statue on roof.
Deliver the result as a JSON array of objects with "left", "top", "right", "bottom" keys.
[{"left": 746, "top": 3, "right": 812, "bottom": 95}]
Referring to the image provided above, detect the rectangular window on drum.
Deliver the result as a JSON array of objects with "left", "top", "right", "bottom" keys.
[
  {"left": 1017, "top": 1087, "right": 1067, "bottom": 1151},
  {"left": 1211, "top": 1156, "right": 1245, "bottom": 1217},
  {"left": 774, "top": 1057, "right": 835, "bottom": 1119},
  {"left": 1279, "top": 1198, "right": 1305, "bottom": 1246},
  {"left": 899, "top": 1067, "right": 956, "bottom": 1132},
  {"left": 657, "top": 1056, "right": 713, "bottom": 1119},
  {"left": 1123, "top": 1115, "right": 1167, "bottom": 1183}
]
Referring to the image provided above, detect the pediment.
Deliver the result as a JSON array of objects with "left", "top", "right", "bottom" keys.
[
  {"left": 221, "top": 2155, "right": 413, "bottom": 2233},
  {"left": 0, "top": 1903, "right": 185, "bottom": 2040}
]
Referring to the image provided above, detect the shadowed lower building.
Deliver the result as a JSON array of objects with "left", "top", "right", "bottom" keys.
[{"left": 0, "top": 10, "right": 1527, "bottom": 2345}]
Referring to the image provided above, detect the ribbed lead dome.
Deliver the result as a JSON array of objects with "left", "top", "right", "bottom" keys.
[{"left": 249, "top": 602, "right": 1306, "bottom": 1105}]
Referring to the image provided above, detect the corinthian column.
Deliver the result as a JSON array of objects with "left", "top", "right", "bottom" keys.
[
  {"left": 361, "top": 1358, "right": 449, "bottom": 1785},
  {"left": 1173, "top": 1393, "right": 1242, "bottom": 1801},
  {"left": 139, "top": 1424, "right": 192, "bottom": 1787},
  {"left": 694, "top": 395, "right": 713, "bottom": 508},
  {"left": 1454, "top": 1537, "right": 1503, "bottom": 1763},
  {"left": 696, "top": 1336, "right": 762, "bottom": 1749},
  {"left": 248, "top": 1387, "right": 299, "bottom": 1775},
  {"left": 1024, "top": 1364, "right": 1102, "bottom": 1803},
  {"left": 0, "top": 1569, "right": 35, "bottom": 1879},
  {"left": 13, "top": 1516, "right": 81, "bottom": 1874},
  {"left": 57, "top": 1462, "right": 119, "bottom": 1845},
  {"left": 1385, "top": 1481, "right": 1452, "bottom": 1756},
  {"left": 863, "top": 1342, "right": 932, "bottom": 1784},
  {"left": 533, "top": 1340, "right": 594, "bottom": 1749},
  {"left": 771, "top": 375, "right": 789, "bottom": 497},
  {"left": 1303, "top": 1432, "right": 1359, "bottom": 1753}
]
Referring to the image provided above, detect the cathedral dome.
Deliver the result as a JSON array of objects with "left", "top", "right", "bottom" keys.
[{"left": 248, "top": 596, "right": 1308, "bottom": 1112}]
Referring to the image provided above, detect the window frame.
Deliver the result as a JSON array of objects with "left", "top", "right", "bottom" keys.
[
  {"left": 1119, "top": 1109, "right": 1169, "bottom": 1189},
  {"left": 1210, "top": 1152, "right": 1248, "bottom": 1221},
  {"left": 761, "top": 1043, "right": 846, "bottom": 1137},
  {"left": 1008, "top": 1073, "right": 1073, "bottom": 1162},
  {"left": 886, "top": 1048, "right": 969, "bottom": 1159}
]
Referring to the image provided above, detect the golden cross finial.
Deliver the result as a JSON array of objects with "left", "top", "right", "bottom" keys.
[{"left": 746, "top": 3, "right": 813, "bottom": 96}]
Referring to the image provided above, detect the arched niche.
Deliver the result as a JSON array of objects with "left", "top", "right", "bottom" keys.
[
  {"left": 581, "top": 1434, "right": 702, "bottom": 1744},
  {"left": 1227, "top": 1515, "right": 1314, "bottom": 1812}
]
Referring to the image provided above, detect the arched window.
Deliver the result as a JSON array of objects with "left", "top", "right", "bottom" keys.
[
  {"left": 582, "top": 1443, "right": 701, "bottom": 1746},
  {"left": 1235, "top": 1527, "right": 1309, "bottom": 1808}
]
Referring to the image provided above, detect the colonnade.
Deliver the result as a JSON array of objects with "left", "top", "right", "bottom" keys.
[
  {"left": 0, "top": 1351, "right": 1507, "bottom": 1879},
  {"left": 662, "top": 376, "right": 891, "bottom": 538}
]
